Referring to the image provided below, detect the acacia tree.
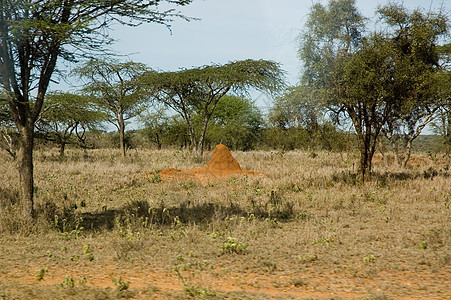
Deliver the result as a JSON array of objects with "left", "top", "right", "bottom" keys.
[
  {"left": 299, "top": 0, "right": 449, "bottom": 181},
  {"left": 0, "top": 0, "right": 194, "bottom": 221},
  {"left": 143, "top": 59, "right": 284, "bottom": 156},
  {"left": 299, "top": 0, "right": 372, "bottom": 179},
  {"left": 378, "top": 4, "right": 449, "bottom": 167},
  {"left": 74, "top": 59, "right": 148, "bottom": 157},
  {"left": 36, "top": 92, "right": 106, "bottom": 157}
]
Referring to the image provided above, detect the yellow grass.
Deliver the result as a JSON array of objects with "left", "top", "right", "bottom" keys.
[{"left": 0, "top": 148, "right": 449, "bottom": 299}]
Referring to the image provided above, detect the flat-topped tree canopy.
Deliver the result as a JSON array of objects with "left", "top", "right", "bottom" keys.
[
  {"left": 73, "top": 58, "right": 149, "bottom": 157},
  {"left": 143, "top": 59, "right": 285, "bottom": 155}
]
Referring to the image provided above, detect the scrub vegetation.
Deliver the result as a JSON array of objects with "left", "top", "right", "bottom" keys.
[{"left": 0, "top": 147, "right": 449, "bottom": 299}]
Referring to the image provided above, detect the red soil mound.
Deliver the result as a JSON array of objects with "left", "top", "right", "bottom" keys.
[
  {"left": 156, "top": 144, "right": 260, "bottom": 183},
  {"left": 206, "top": 144, "right": 242, "bottom": 173}
]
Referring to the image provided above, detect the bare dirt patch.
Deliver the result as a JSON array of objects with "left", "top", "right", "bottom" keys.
[{"left": 1, "top": 263, "right": 449, "bottom": 299}]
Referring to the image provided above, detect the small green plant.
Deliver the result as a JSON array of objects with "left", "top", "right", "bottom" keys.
[
  {"left": 54, "top": 214, "right": 84, "bottom": 240},
  {"left": 83, "top": 245, "right": 94, "bottom": 261},
  {"left": 70, "top": 254, "right": 79, "bottom": 261},
  {"left": 34, "top": 267, "right": 48, "bottom": 281},
  {"left": 59, "top": 275, "right": 75, "bottom": 288},
  {"left": 115, "top": 217, "right": 143, "bottom": 241},
  {"left": 296, "top": 211, "right": 310, "bottom": 220},
  {"left": 114, "top": 276, "right": 130, "bottom": 292},
  {"left": 148, "top": 171, "right": 162, "bottom": 183},
  {"left": 78, "top": 276, "right": 87, "bottom": 286},
  {"left": 298, "top": 254, "right": 318, "bottom": 263},
  {"left": 292, "top": 184, "right": 303, "bottom": 193},
  {"left": 363, "top": 254, "right": 376, "bottom": 263},
  {"left": 312, "top": 237, "right": 332, "bottom": 246},
  {"left": 419, "top": 240, "right": 428, "bottom": 250},
  {"left": 208, "top": 232, "right": 219, "bottom": 239},
  {"left": 183, "top": 285, "right": 216, "bottom": 298},
  {"left": 174, "top": 261, "right": 216, "bottom": 297},
  {"left": 222, "top": 237, "right": 247, "bottom": 254},
  {"left": 179, "top": 180, "right": 196, "bottom": 189}
]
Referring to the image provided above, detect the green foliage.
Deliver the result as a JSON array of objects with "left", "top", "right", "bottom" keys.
[
  {"left": 143, "top": 59, "right": 285, "bottom": 155},
  {"left": 34, "top": 267, "right": 48, "bottom": 281},
  {"left": 269, "top": 86, "right": 321, "bottom": 129},
  {"left": 298, "top": 0, "right": 450, "bottom": 180},
  {"left": 148, "top": 172, "right": 162, "bottom": 183},
  {"left": 205, "top": 96, "right": 264, "bottom": 151},
  {"left": 376, "top": 5, "right": 450, "bottom": 165},
  {"left": 0, "top": 0, "right": 196, "bottom": 221},
  {"left": 54, "top": 213, "right": 84, "bottom": 240},
  {"left": 140, "top": 96, "right": 265, "bottom": 151},
  {"left": 419, "top": 240, "right": 428, "bottom": 250},
  {"left": 140, "top": 107, "right": 190, "bottom": 149},
  {"left": 299, "top": 0, "right": 365, "bottom": 87},
  {"left": 221, "top": 237, "right": 247, "bottom": 254},
  {"left": 298, "top": 254, "right": 318, "bottom": 263},
  {"left": 74, "top": 59, "right": 149, "bottom": 156},
  {"left": 261, "top": 125, "right": 354, "bottom": 151},
  {"left": 59, "top": 276, "right": 75, "bottom": 288},
  {"left": 113, "top": 276, "right": 130, "bottom": 292},
  {"left": 83, "top": 245, "right": 95, "bottom": 261},
  {"left": 74, "top": 59, "right": 149, "bottom": 120},
  {"left": 36, "top": 92, "right": 106, "bottom": 156},
  {"left": 183, "top": 285, "right": 216, "bottom": 298},
  {"left": 363, "top": 254, "right": 376, "bottom": 263},
  {"left": 431, "top": 108, "right": 451, "bottom": 155}
]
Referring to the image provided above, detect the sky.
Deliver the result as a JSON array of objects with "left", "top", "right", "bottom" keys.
[{"left": 105, "top": 0, "right": 449, "bottom": 110}]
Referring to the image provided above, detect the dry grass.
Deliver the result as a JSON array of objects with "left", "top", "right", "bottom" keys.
[{"left": 0, "top": 148, "right": 450, "bottom": 299}]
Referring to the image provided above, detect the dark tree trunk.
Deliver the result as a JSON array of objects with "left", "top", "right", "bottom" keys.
[
  {"left": 154, "top": 132, "right": 162, "bottom": 150},
  {"left": 118, "top": 112, "right": 126, "bottom": 158},
  {"left": 358, "top": 137, "right": 377, "bottom": 183},
  {"left": 59, "top": 141, "right": 66, "bottom": 157},
  {"left": 17, "top": 123, "right": 34, "bottom": 221},
  {"left": 347, "top": 104, "right": 382, "bottom": 183},
  {"left": 183, "top": 114, "right": 197, "bottom": 155},
  {"left": 357, "top": 135, "right": 369, "bottom": 183},
  {"left": 196, "top": 113, "right": 211, "bottom": 157}
]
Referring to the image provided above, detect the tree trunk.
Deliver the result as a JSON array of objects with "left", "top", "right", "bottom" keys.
[
  {"left": 357, "top": 132, "right": 377, "bottom": 183},
  {"left": 59, "top": 141, "right": 66, "bottom": 157},
  {"left": 155, "top": 132, "right": 162, "bottom": 150},
  {"left": 184, "top": 117, "right": 197, "bottom": 155},
  {"left": 196, "top": 114, "right": 211, "bottom": 157},
  {"left": 118, "top": 112, "right": 126, "bottom": 158},
  {"left": 358, "top": 141, "right": 369, "bottom": 182},
  {"left": 402, "top": 139, "right": 413, "bottom": 168},
  {"left": 188, "top": 129, "right": 197, "bottom": 155},
  {"left": 17, "top": 124, "right": 34, "bottom": 221}
]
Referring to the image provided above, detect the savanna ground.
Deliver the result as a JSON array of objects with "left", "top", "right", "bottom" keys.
[{"left": 0, "top": 147, "right": 450, "bottom": 299}]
